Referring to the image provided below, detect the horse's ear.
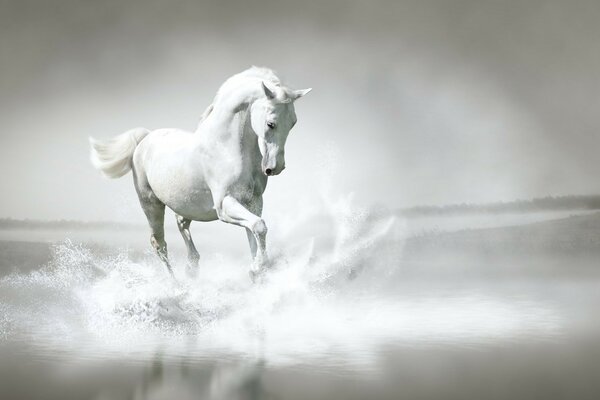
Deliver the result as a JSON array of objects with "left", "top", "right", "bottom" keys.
[
  {"left": 262, "top": 81, "right": 276, "bottom": 99},
  {"left": 292, "top": 88, "right": 312, "bottom": 100}
]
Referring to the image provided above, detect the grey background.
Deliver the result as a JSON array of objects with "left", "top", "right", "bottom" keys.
[{"left": 1, "top": 0, "right": 599, "bottom": 221}]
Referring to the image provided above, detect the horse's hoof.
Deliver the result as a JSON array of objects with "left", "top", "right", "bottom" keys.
[
  {"left": 249, "top": 269, "right": 266, "bottom": 283},
  {"left": 166, "top": 267, "right": 176, "bottom": 280},
  {"left": 186, "top": 264, "right": 199, "bottom": 278},
  {"left": 169, "top": 272, "right": 180, "bottom": 285}
]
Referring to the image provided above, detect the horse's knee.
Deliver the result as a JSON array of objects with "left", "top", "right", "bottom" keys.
[{"left": 252, "top": 219, "right": 267, "bottom": 237}]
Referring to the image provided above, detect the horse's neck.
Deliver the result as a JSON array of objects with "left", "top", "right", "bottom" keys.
[
  {"left": 193, "top": 80, "right": 263, "bottom": 168},
  {"left": 195, "top": 80, "right": 258, "bottom": 136},
  {"left": 236, "top": 108, "right": 261, "bottom": 159},
  {"left": 195, "top": 103, "right": 261, "bottom": 162}
]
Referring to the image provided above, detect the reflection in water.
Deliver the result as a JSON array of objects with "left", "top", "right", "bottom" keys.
[
  {"left": 126, "top": 352, "right": 269, "bottom": 400},
  {"left": 209, "top": 360, "right": 269, "bottom": 400}
]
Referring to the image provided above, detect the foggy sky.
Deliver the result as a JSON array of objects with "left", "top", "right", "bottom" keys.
[{"left": 1, "top": 0, "right": 600, "bottom": 221}]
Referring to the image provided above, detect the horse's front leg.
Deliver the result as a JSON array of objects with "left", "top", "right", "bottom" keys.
[
  {"left": 244, "top": 196, "right": 263, "bottom": 261},
  {"left": 216, "top": 195, "right": 268, "bottom": 278}
]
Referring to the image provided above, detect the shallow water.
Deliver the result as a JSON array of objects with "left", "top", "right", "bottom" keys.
[{"left": 1, "top": 208, "right": 600, "bottom": 399}]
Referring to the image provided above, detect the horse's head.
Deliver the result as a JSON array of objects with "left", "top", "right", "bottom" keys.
[{"left": 250, "top": 81, "right": 311, "bottom": 176}]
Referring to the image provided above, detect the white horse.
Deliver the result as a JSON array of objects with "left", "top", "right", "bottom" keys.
[{"left": 89, "top": 67, "right": 311, "bottom": 279}]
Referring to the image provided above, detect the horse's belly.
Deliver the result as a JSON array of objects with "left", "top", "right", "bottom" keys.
[
  {"left": 156, "top": 185, "right": 218, "bottom": 222},
  {"left": 151, "top": 175, "right": 217, "bottom": 221},
  {"left": 168, "top": 192, "right": 218, "bottom": 222}
]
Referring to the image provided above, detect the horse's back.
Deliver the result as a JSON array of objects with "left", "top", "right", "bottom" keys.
[
  {"left": 133, "top": 128, "right": 193, "bottom": 178},
  {"left": 133, "top": 128, "right": 218, "bottom": 222}
]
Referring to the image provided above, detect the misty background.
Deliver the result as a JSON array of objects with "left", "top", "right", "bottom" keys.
[
  {"left": 3, "top": 3, "right": 600, "bottom": 399},
  {"left": 1, "top": 0, "right": 600, "bottom": 222}
]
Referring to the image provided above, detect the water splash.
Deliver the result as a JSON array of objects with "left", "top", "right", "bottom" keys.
[{"left": 0, "top": 199, "right": 562, "bottom": 367}]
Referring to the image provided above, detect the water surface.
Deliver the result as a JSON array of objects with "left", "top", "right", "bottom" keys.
[{"left": 1, "top": 210, "right": 599, "bottom": 399}]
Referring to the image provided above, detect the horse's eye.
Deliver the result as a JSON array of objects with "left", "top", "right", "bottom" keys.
[{"left": 267, "top": 122, "right": 276, "bottom": 129}]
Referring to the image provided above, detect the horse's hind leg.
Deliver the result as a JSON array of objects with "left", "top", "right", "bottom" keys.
[
  {"left": 175, "top": 215, "right": 200, "bottom": 268},
  {"left": 145, "top": 199, "right": 173, "bottom": 276},
  {"left": 133, "top": 174, "right": 173, "bottom": 276}
]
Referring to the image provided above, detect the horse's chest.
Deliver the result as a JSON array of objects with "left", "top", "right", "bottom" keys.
[
  {"left": 228, "top": 173, "right": 266, "bottom": 202},
  {"left": 201, "top": 146, "right": 266, "bottom": 199}
]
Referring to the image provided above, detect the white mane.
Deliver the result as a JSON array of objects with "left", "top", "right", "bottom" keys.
[
  {"left": 214, "top": 66, "right": 295, "bottom": 104},
  {"left": 198, "top": 67, "right": 289, "bottom": 128}
]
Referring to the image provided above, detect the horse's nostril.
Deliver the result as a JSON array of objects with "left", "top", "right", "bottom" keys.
[{"left": 265, "top": 168, "right": 272, "bottom": 176}]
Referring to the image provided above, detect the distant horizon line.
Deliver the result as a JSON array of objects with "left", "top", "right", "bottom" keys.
[
  {"left": 1, "top": 194, "right": 600, "bottom": 228},
  {"left": 399, "top": 193, "right": 600, "bottom": 216}
]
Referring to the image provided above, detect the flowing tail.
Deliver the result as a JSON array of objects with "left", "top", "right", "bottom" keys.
[{"left": 89, "top": 127, "right": 150, "bottom": 178}]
